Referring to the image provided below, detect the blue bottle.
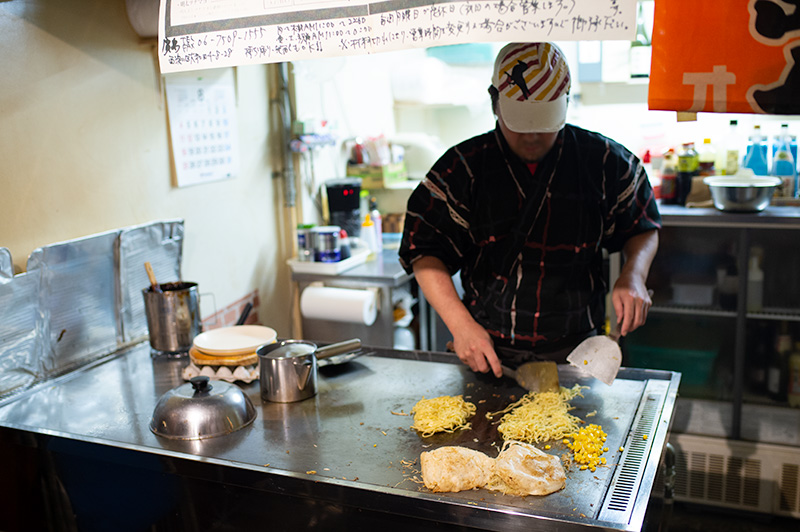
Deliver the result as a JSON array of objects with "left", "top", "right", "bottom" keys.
[
  {"left": 771, "top": 124, "right": 798, "bottom": 198},
  {"left": 743, "top": 125, "right": 769, "bottom": 176}
]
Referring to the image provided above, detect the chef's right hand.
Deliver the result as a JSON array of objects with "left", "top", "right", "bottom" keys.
[{"left": 449, "top": 322, "right": 503, "bottom": 378}]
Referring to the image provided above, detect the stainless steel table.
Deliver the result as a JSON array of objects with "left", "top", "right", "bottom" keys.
[{"left": 0, "top": 343, "right": 679, "bottom": 531}]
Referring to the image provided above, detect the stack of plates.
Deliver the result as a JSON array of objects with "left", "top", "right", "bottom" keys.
[{"left": 189, "top": 325, "right": 277, "bottom": 367}]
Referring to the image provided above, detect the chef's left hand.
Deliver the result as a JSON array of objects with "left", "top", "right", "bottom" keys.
[{"left": 611, "top": 273, "right": 652, "bottom": 336}]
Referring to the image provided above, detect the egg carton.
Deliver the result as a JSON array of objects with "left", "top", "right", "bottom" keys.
[{"left": 182, "top": 362, "right": 259, "bottom": 384}]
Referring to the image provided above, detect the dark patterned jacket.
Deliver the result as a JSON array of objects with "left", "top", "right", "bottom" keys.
[{"left": 399, "top": 123, "right": 661, "bottom": 353}]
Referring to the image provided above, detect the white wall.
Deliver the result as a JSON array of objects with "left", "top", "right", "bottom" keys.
[{"left": 0, "top": 0, "right": 292, "bottom": 336}]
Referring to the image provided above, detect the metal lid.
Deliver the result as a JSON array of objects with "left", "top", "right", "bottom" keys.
[{"left": 150, "top": 376, "right": 256, "bottom": 440}]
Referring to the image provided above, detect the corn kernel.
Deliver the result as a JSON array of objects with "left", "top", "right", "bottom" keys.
[
  {"left": 545, "top": 445, "right": 551, "bottom": 450},
  {"left": 643, "top": 434, "right": 648, "bottom": 440}
]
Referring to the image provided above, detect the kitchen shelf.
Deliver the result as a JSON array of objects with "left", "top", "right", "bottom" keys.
[{"left": 650, "top": 305, "right": 800, "bottom": 322}]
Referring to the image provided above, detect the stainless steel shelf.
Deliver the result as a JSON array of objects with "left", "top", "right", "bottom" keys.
[{"left": 650, "top": 304, "right": 800, "bottom": 322}]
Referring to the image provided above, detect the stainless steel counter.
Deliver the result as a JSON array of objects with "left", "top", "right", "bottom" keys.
[{"left": 0, "top": 343, "right": 679, "bottom": 531}]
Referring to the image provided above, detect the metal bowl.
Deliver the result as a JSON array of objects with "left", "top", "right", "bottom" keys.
[
  {"left": 150, "top": 376, "right": 256, "bottom": 440},
  {"left": 703, "top": 175, "right": 781, "bottom": 212}
]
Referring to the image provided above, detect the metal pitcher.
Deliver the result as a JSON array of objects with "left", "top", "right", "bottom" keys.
[{"left": 142, "top": 282, "right": 202, "bottom": 354}]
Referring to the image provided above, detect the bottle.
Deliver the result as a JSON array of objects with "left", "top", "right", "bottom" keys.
[
  {"left": 369, "top": 197, "right": 384, "bottom": 252},
  {"left": 767, "top": 322, "right": 792, "bottom": 403},
  {"left": 749, "top": 322, "right": 770, "bottom": 396},
  {"left": 361, "top": 213, "right": 379, "bottom": 258},
  {"left": 660, "top": 148, "right": 678, "bottom": 204},
  {"left": 746, "top": 247, "right": 763, "bottom": 313},
  {"left": 743, "top": 125, "right": 769, "bottom": 176},
  {"left": 716, "top": 119, "right": 742, "bottom": 175},
  {"left": 629, "top": 2, "right": 651, "bottom": 79},
  {"left": 788, "top": 342, "right": 800, "bottom": 408},
  {"left": 676, "top": 142, "right": 699, "bottom": 205},
  {"left": 698, "top": 138, "right": 716, "bottom": 176},
  {"left": 771, "top": 123, "right": 797, "bottom": 198},
  {"left": 771, "top": 123, "right": 798, "bottom": 169}
]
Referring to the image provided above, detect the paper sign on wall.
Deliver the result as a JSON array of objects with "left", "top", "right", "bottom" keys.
[
  {"left": 157, "top": 0, "right": 639, "bottom": 74},
  {"left": 648, "top": 0, "right": 800, "bottom": 115},
  {"left": 164, "top": 68, "right": 240, "bottom": 187}
]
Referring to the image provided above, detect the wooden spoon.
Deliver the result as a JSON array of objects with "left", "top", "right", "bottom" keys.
[{"left": 144, "top": 262, "right": 162, "bottom": 293}]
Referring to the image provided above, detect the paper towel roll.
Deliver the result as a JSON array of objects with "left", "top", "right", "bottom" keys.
[{"left": 300, "top": 286, "right": 377, "bottom": 326}]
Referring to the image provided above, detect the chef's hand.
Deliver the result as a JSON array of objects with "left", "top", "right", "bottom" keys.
[
  {"left": 611, "top": 273, "right": 652, "bottom": 336},
  {"left": 447, "top": 322, "right": 503, "bottom": 378},
  {"left": 613, "top": 230, "right": 659, "bottom": 336}
]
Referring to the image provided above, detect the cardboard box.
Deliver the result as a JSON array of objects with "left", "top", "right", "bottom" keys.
[{"left": 346, "top": 162, "right": 408, "bottom": 189}]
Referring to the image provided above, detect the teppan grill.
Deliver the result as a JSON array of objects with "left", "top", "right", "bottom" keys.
[{"left": 0, "top": 343, "right": 679, "bottom": 532}]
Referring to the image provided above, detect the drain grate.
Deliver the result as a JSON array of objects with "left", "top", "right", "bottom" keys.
[{"left": 599, "top": 380, "right": 670, "bottom": 522}]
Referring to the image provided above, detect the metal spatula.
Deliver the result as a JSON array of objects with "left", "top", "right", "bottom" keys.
[
  {"left": 501, "top": 361, "right": 560, "bottom": 393},
  {"left": 566, "top": 332, "right": 622, "bottom": 386}
]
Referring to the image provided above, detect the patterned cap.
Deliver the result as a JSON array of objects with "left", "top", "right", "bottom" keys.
[{"left": 491, "top": 42, "right": 571, "bottom": 133}]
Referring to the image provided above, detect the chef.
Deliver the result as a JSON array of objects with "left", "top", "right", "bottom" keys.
[{"left": 398, "top": 42, "right": 661, "bottom": 378}]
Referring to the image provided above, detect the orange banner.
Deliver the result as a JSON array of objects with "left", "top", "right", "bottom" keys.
[{"left": 648, "top": 0, "right": 800, "bottom": 115}]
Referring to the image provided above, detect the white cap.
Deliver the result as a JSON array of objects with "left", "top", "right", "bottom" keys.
[{"left": 492, "top": 42, "right": 571, "bottom": 133}]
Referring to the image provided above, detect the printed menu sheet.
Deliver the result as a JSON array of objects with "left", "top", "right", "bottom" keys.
[
  {"left": 164, "top": 68, "right": 240, "bottom": 187},
  {"left": 158, "top": 0, "right": 637, "bottom": 73}
]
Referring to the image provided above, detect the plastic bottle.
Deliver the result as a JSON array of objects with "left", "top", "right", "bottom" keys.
[
  {"left": 771, "top": 123, "right": 798, "bottom": 198},
  {"left": 716, "top": 119, "right": 742, "bottom": 176},
  {"left": 660, "top": 148, "right": 678, "bottom": 204},
  {"left": 772, "top": 123, "right": 798, "bottom": 169},
  {"left": 629, "top": 2, "right": 651, "bottom": 79},
  {"left": 746, "top": 247, "right": 763, "bottom": 312},
  {"left": 788, "top": 342, "right": 800, "bottom": 408},
  {"left": 767, "top": 323, "right": 792, "bottom": 403},
  {"left": 743, "top": 125, "right": 769, "bottom": 176},
  {"left": 698, "top": 138, "right": 716, "bottom": 176},
  {"left": 676, "top": 142, "right": 699, "bottom": 205},
  {"left": 361, "top": 213, "right": 379, "bottom": 258},
  {"left": 369, "top": 197, "right": 384, "bottom": 252}
]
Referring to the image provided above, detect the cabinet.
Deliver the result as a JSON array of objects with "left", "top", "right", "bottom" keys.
[{"left": 624, "top": 204, "right": 800, "bottom": 444}]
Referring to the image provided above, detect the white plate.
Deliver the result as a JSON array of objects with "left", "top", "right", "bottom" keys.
[{"left": 193, "top": 325, "right": 277, "bottom": 356}]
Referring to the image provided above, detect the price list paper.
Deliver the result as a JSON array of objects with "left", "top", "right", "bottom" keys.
[
  {"left": 157, "top": 0, "right": 637, "bottom": 74},
  {"left": 164, "top": 68, "right": 240, "bottom": 187}
]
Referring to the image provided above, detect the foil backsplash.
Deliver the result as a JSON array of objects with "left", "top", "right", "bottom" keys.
[{"left": 0, "top": 220, "right": 183, "bottom": 399}]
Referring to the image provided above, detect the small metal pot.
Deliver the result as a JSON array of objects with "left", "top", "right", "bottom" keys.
[
  {"left": 150, "top": 376, "right": 256, "bottom": 440},
  {"left": 257, "top": 338, "right": 361, "bottom": 403}
]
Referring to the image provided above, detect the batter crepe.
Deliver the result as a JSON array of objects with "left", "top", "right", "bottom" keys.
[
  {"left": 489, "top": 441, "right": 566, "bottom": 496},
  {"left": 420, "top": 442, "right": 566, "bottom": 496},
  {"left": 420, "top": 446, "right": 495, "bottom": 493}
]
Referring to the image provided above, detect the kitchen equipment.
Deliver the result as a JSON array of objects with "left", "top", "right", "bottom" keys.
[
  {"left": 149, "top": 375, "right": 256, "bottom": 440},
  {"left": 144, "top": 261, "right": 161, "bottom": 293},
  {"left": 326, "top": 178, "right": 361, "bottom": 238},
  {"left": 192, "top": 325, "right": 277, "bottom": 356},
  {"left": 257, "top": 338, "right": 362, "bottom": 403},
  {"left": 501, "top": 361, "right": 560, "bottom": 393},
  {"left": 567, "top": 333, "right": 622, "bottom": 386},
  {"left": 311, "top": 225, "right": 342, "bottom": 262},
  {"left": 142, "top": 281, "right": 201, "bottom": 354},
  {"left": 235, "top": 302, "right": 253, "bottom": 325},
  {"left": 446, "top": 341, "right": 560, "bottom": 393},
  {"left": 703, "top": 174, "right": 781, "bottom": 212}
]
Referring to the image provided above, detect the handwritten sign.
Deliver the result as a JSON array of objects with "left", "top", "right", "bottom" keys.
[{"left": 158, "top": 0, "right": 637, "bottom": 73}]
